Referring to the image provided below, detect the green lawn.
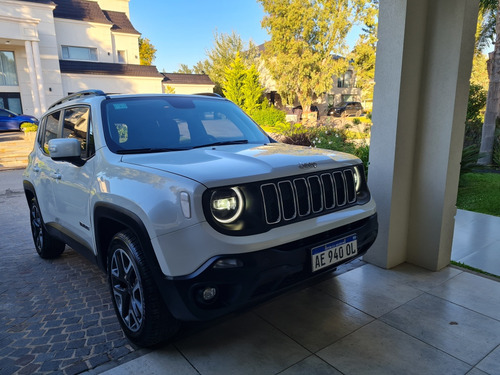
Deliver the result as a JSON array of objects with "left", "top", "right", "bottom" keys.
[{"left": 456, "top": 172, "right": 500, "bottom": 217}]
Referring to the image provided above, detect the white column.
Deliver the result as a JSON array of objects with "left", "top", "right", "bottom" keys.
[
  {"left": 364, "top": 0, "right": 479, "bottom": 271},
  {"left": 25, "top": 40, "right": 42, "bottom": 117},
  {"left": 31, "top": 41, "right": 47, "bottom": 112}
]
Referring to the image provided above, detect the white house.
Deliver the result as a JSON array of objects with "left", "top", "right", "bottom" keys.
[
  {"left": 256, "top": 43, "right": 361, "bottom": 115},
  {"left": 0, "top": 0, "right": 212, "bottom": 119}
]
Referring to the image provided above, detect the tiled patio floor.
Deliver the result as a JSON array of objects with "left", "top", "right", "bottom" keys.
[
  {"left": 96, "top": 263, "right": 500, "bottom": 375},
  {"left": 451, "top": 209, "right": 500, "bottom": 277}
]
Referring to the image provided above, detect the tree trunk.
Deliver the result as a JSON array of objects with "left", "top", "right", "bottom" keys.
[{"left": 479, "top": 3, "right": 500, "bottom": 165}]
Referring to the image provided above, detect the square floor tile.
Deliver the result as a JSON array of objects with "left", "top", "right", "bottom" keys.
[
  {"left": 466, "top": 368, "right": 490, "bottom": 375},
  {"left": 101, "top": 346, "right": 197, "bottom": 375},
  {"left": 279, "top": 355, "right": 342, "bottom": 375},
  {"left": 314, "top": 264, "right": 423, "bottom": 317},
  {"left": 477, "top": 345, "right": 500, "bottom": 374},
  {"left": 457, "top": 248, "right": 500, "bottom": 277},
  {"left": 385, "top": 263, "right": 462, "bottom": 292},
  {"left": 380, "top": 294, "right": 500, "bottom": 365},
  {"left": 429, "top": 272, "right": 500, "bottom": 321},
  {"left": 175, "top": 312, "right": 309, "bottom": 375},
  {"left": 255, "top": 287, "right": 373, "bottom": 352},
  {"left": 317, "top": 320, "right": 471, "bottom": 375}
]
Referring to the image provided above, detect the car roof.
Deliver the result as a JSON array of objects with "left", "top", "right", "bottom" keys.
[{"left": 47, "top": 91, "right": 226, "bottom": 112}]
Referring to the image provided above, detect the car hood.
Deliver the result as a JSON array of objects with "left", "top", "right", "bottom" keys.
[{"left": 120, "top": 143, "right": 361, "bottom": 187}]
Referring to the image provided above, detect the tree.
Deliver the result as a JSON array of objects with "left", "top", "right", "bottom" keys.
[
  {"left": 176, "top": 64, "right": 193, "bottom": 74},
  {"left": 222, "top": 54, "right": 264, "bottom": 113},
  {"left": 351, "top": 1, "right": 378, "bottom": 102},
  {"left": 259, "top": 0, "right": 368, "bottom": 112},
  {"left": 195, "top": 31, "right": 259, "bottom": 94},
  {"left": 164, "top": 85, "right": 176, "bottom": 94},
  {"left": 193, "top": 61, "right": 207, "bottom": 74},
  {"left": 242, "top": 64, "right": 264, "bottom": 114},
  {"left": 223, "top": 54, "right": 247, "bottom": 107},
  {"left": 138, "top": 37, "right": 157, "bottom": 66},
  {"left": 479, "top": 0, "right": 500, "bottom": 165}
]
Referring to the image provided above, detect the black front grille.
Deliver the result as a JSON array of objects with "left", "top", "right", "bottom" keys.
[{"left": 260, "top": 168, "right": 357, "bottom": 226}]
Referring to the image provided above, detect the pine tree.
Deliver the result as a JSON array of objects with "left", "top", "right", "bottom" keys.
[
  {"left": 223, "top": 54, "right": 246, "bottom": 107},
  {"left": 242, "top": 65, "right": 264, "bottom": 114}
]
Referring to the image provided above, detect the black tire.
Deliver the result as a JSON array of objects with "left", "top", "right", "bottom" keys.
[
  {"left": 29, "top": 197, "right": 65, "bottom": 259},
  {"left": 107, "top": 230, "right": 179, "bottom": 347}
]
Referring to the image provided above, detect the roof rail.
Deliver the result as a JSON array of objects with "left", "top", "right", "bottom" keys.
[
  {"left": 48, "top": 89, "right": 107, "bottom": 109},
  {"left": 193, "top": 92, "right": 222, "bottom": 98}
]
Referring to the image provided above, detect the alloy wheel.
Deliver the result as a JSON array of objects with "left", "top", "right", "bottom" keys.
[
  {"left": 110, "top": 248, "right": 144, "bottom": 332},
  {"left": 30, "top": 203, "right": 43, "bottom": 251}
]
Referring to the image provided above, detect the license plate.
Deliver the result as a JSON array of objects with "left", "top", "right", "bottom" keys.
[{"left": 311, "top": 234, "right": 358, "bottom": 272}]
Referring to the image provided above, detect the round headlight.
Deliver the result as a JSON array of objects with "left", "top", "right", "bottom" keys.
[{"left": 210, "top": 187, "right": 244, "bottom": 224}]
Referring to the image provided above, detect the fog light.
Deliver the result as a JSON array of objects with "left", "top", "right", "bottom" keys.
[
  {"left": 202, "top": 287, "right": 217, "bottom": 301},
  {"left": 213, "top": 258, "right": 243, "bottom": 269}
]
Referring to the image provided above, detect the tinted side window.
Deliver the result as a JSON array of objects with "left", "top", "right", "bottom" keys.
[
  {"left": 63, "top": 106, "right": 93, "bottom": 158},
  {"left": 43, "top": 112, "right": 61, "bottom": 154}
]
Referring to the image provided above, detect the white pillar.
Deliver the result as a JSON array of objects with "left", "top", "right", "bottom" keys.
[
  {"left": 25, "top": 40, "right": 42, "bottom": 117},
  {"left": 364, "top": 0, "right": 479, "bottom": 271},
  {"left": 31, "top": 41, "right": 46, "bottom": 113}
]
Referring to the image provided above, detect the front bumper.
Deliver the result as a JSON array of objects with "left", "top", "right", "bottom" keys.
[{"left": 157, "top": 213, "right": 378, "bottom": 321}]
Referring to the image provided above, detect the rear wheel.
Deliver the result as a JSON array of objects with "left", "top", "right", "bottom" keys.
[
  {"left": 29, "top": 197, "right": 65, "bottom": 259},
  {"left": 107, "top": 230, "right": 179, "bottom": 347}
]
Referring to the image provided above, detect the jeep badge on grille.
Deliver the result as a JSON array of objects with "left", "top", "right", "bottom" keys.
[{"left": 299, "top": 162, "right": 317, "bottom": 169}]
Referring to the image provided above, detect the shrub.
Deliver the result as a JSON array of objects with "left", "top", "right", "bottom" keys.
[
  {"left": 20, "top": 122, "right": 38, "bottom": 133},
  {"left": 352, "top": 144, "right": 370, "bottom": 172},
  {"left": 268, "top": 122, "right": 372, "bottom": 174},
  {"left": 467, "top": 83, "right": 487, "bottom": 123},
  {"left": 493, "top": 126, "right": 500, "bottom": 169},
  {"left": 250, "top": 103, "right": 286, "bottom": 128},
  {"left": 277, "top": 123, "right": 317, "bottom": 146},
  {"left": 460, "top": 144, "right": 480, "bottom": 176}
]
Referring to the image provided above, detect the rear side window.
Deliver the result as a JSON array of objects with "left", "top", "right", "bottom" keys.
[{"left": 42, "top": 112, "right": 61, "bottom": 154}]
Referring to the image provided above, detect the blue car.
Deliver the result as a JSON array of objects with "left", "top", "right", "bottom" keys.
[{"left": 0, "top": 108, "right": 38, "bottom": 131}]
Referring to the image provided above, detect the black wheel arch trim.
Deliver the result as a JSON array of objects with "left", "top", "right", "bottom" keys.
[{"left": 93, "top": 203, "right": 166, "bottom": 286}]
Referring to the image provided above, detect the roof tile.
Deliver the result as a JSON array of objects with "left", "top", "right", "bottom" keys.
[
  {"left": 162, "top": 73, "right": 214, "bottom": 85},
  {"left": 59, "top": 60, "right": 162, "bottom": 78}
]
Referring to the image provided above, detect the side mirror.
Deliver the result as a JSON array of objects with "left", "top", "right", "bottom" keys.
[{"left": 48, "top": 138, "right": 81, "bottom": 159}]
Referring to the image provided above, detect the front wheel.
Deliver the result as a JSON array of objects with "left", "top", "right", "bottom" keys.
[
  {"left": 29, "top": 197, "right": 65, "bottom": 259},
  {"left": 107, "top": 230, "right": 179, "bottom": 347}
]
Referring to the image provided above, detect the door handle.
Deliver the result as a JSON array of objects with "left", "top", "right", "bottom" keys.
[
  {"left": 51, "top": 172, "right": 62, "bottom": 180},
  {"left": 33, "top": 164, "right": 40, "bottom": 173}
]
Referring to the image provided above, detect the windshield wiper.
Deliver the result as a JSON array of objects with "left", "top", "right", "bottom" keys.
[
  {"left": 192, "top": 139, "right": 249, "bottom": 149},
  {"left": 116, "top": 147, "right": 188, "bottom": 154}
]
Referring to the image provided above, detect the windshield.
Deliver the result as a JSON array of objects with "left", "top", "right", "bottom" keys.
[{"left": 102, "top": 96, "right": 270, "bottom": 153}]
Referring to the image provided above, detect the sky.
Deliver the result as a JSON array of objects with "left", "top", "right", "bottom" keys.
[
  {"left": 129, "top": 0, "right": 362, "bottom": 73},
  {"left": 129, "top": 0, "right": 269, "bottom": 73}
]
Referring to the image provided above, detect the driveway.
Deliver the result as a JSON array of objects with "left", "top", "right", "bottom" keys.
[{"left": 0, "top": 170, "right": 140, "bottom": 375}]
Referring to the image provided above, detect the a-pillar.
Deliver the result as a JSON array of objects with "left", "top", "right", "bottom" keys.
[{"left": 364, "top": 0, "right": 479, "bottom": 270}]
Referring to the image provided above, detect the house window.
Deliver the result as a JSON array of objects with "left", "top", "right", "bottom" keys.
[
  {"left": 62, "top": 46, "right": 98, "bottom": 61},
  {"left": 337, "top": 70, "right": 354, "bottom": 88},
  {"left": 344, "top": 70, "right": 353, "bottom": 88},
  {"left": 0, "top": 51, "right": 18, "bottom": 86},
  {"left": 0, "top": 93, "right": 22, "bottom": 113},
  {"left": 117, "top": 50, "right": 126, "bottom": 63}
]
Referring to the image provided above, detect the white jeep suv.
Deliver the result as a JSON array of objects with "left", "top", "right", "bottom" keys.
[{"left": 23, "top": 90, "right": 377, "bottom": 346}]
